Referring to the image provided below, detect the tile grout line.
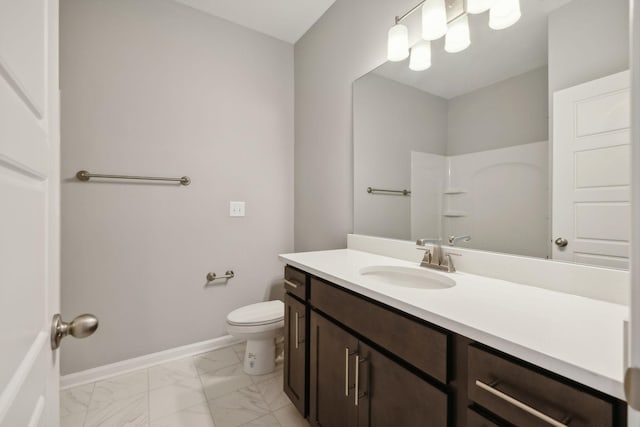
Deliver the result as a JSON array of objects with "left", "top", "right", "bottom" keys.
[
  {"left": 80, "top": 381, "right": 96, "bottom": 427},
  {"left": 195, "top": 353, "right": 218, "bottom": 425}
]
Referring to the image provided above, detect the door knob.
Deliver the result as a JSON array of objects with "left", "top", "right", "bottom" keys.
[
  {"left": 51, "top": 313, "right": 99, "bottom": 350},
  {"left": 554, "top": 237, "right": 568, "bottom": 248}
]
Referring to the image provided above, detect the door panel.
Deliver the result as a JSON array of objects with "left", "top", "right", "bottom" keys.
[
  {"left": 575, "top": 90, "right": 630, "bottom": 136},
  {"left": 552, "top": 70, "right": 630, "bottom": 267},
  {"left": 575, "top": 145, "right": 630, "bottom": 188},
  {"left": 357, "top": 342, "right": 448, "bottom": 427},
  {"left": 284, "top": 293, "right": 306, "bottom": 416},
  {"left": 0, "top": 0, "right": 46, "bottom": 116},
  {"left": 0, "top": 0, "right": 59, "bottom": 425},
  {"left": 309, "top": 311, "right": 357, "bottom": 427}
]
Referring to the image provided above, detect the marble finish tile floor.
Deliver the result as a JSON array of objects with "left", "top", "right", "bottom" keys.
[{"left": 61, "top": 342, "right": 308, "bottom": 427}]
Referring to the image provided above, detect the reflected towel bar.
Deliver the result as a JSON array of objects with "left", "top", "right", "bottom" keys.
[
  {"left": 367, "top": 187, "right": 411, "bottom": 196},
  {"left": 76, "top": 170, "right": 191, "bottom": 186}
]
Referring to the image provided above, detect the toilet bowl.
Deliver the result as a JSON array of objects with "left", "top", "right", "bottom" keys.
[{"left": 226, "top": 300, "right": 284, "bottom": 375}]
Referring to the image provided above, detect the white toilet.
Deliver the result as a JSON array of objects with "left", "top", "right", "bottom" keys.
[{"left": 226, "top": 300, "right": 284, "bottom": 375}]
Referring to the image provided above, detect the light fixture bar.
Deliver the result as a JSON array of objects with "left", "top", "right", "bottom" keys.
[
  {"left": 396, "top": 0, "right": 466, "bottom": 26},
  {"left": 395, "top": 0, "right": 428, "bottom": 24}
]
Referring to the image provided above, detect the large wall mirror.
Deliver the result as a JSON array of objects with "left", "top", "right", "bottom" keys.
[{"left": 353, "top": 0, "right": 630, "bottom": 268}]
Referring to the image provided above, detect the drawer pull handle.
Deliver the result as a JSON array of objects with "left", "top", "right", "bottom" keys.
[
  {"left": 284, "top": 279, "right": 300, "bottom": 290},
  {"left": 475, "top": 380, "right": 568, "bottom": 427},
  {"left": 294, "top": 312, "right": 299, "bottom": 350}
]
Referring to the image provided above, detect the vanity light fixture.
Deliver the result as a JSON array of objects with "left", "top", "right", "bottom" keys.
[
  {"left": 444, "top": 14, "right": 471, "bottom": 53},
  {"left": 422, "top": 0, "right": 448, "bottom": 41},
  {"left": 410, "top": 40, "right": 432, "bottom": 70},
  {"left": 387, "top": 0, "right": 521, "bottom": 69},
  {"left": 388, "top": 23, "right": 410, "bottom": 61},
  {"left": 466, "top": 0, "right": 496, "bottom": 14},
  {"left": 489, "top": 0, "right": 521, "bottom": 30}
]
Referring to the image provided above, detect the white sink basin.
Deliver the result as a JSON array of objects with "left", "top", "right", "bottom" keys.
[{"left": 358, "top": 265, "right": 456, "bottom": 290}]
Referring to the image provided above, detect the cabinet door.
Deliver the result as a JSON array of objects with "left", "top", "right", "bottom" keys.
[
  {"left": 309, "top": 311, "right": 358, "bottom": 427},
  {"left": 284, "top": 293, "right": 306, "bottom": 416},
  {"left": 356, "top": 342, "right": 448, "bottom": 427}
]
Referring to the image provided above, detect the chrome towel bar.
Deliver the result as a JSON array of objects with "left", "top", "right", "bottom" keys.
[
  {"left": 76, "top": 170, "right": 191, "bottom": 186},
  {"left": 367, "top": 186, "right": 411, "bottom": 196}
]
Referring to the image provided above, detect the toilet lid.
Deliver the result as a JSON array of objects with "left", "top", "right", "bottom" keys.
[{"left": 227, "top": 300, "right": 284, "bottom": 326}]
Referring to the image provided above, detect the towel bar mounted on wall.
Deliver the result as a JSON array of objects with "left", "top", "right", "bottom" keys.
[
  {"left": 367, "top": 186, "right": 411, "bottom": 196},
  {"left": 206, "top": 270, "right": 235, "bottom": 282},
  {"left": 76, "top": 170, "right": 191, "bottom": 185}
]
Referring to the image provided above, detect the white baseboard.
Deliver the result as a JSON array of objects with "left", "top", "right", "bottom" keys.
[{"left": 60, "top": 335, "right": 242, "bottom": 390}]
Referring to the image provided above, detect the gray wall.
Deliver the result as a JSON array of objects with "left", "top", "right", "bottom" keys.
[
  {"left": 60, "top": 0, "right": 294, "bottom": 374},
  {"left": 548, "top": 0, "right": 629, "bottom": 95},
  {"left": 447, "top": 67, "right": 548, "bottom": 155},
  {"left": 353, "top": 73, "right": 447, "bottom": 239},
  {"left": 294, "top": 0, "right": 417, "bottom": 251}
]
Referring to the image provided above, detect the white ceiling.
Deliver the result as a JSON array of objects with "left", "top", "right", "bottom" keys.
[
  {"left": 173, "top": 0, "right": 336, "bottom": 43},
  {"left": 372, "top": 0, "right": 571, "bottom": 99}
]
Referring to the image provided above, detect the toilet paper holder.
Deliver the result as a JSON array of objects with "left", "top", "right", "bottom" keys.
[{"left": 207, "top": 270, "right": 235, "bottom": 282}]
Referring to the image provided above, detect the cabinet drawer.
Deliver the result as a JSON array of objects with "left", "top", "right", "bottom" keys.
[
  {"left": 310, "top": 277, "right": 448, "bottom": 383},
  {"left": 284, "top": 265, "right": 307, "bottom": 300},
  {"left": 466, "top": 408, "right": 501, "bottom": 427},
  {"left": 468, "top": 346, "right": 614, "bottom": 427}
]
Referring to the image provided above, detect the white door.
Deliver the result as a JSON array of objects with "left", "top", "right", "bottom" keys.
[
  {"left": 629, "top": 0, "right": 640, "bottom": 422},
  {"left": 552, "top": 70, "right": 631, "bottom": 269},
  {"left": 0, "top": 1, "right": 61, "bottom": 426}
]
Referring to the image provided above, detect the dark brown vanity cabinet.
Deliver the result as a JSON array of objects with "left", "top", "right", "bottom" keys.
[
  {"left": 283, "top": 266, "right": 308, "bottom": 417},
  {"left": 283, "top": 265, "right": 628, "bottom": 427},
  {"left": 309, "top": 310, "right": 448, "bottom": 427},
  {"left": 308, "top": 277, "right": 448, "bottom": 427}
]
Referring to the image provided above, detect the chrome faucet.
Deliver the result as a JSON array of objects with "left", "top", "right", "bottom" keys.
[
  {"left": 416, "top": 238, "right": 458, "bottom": 273},
  {"left": 448, "top": 235, "right": 471, "bottom": 246}
]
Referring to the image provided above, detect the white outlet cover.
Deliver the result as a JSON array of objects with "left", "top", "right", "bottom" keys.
[{"left": 230, "top": 201, "right": 245, "bottom": 217}]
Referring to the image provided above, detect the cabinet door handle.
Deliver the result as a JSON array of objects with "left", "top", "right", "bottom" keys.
[
  {"left": 354, "top": 354, "right": 360, "bottom": 406},
  {"left": 284, "top": 279, "right": 299, "bottom": 289},
  {"left": 345, "top": 348, "right": 351, "bottom": 396},
  {"left": 294, "top": 312, "right": 299, "bottom": 349},
  {"left": 475, "top": 380, "right": 568, "bottom": 427}
]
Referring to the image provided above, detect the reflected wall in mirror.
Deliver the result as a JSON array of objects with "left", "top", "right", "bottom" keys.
[{"left": 353, "top": 0, "right": 630, "bottom": 268}]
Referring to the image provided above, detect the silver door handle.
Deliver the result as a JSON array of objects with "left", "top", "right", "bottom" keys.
[
  {"left": 554, "top": 237, "right": 568, "bottom": 248},
  {"left": 345, "top": 348, "right": 350, "bottom": 396},
  {"left": 294, "top": 312, "right": 299, "bottom": 349},
  {"left": 51, "top": 313, "right": 99, "bottom": 350},
  {"left": 354, "top": 354, "right": 360, "bottom": 406},
  {"left": 354, "top": 355, "right": 367, "bottom": 406},
  {"left": 475, "top": 380, "right": 568, "bottom": 427}
]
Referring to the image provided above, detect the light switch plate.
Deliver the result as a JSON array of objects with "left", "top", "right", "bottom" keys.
[{"left": 229, "top": 201, "right": 245, "bottom": 217}]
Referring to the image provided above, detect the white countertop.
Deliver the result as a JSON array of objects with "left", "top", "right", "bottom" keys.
[{"left": 279, "top": 249, "right": 629, "bottom": 400}]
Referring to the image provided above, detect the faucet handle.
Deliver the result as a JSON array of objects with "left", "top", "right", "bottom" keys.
[
  {"left": 416, "top": 238, "right": 441, "bottom": 246},
  {"left": 444, "top": 252, "right": 461, "bottom": 273},
  {"left": 443, "top": 252, "right": 461, "bottom": 273}
]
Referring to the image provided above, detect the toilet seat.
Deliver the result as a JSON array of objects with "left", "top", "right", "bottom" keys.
[
  {"left": 226, "top": 300, "right": 284, "bottom": 327},
  {"left": 225, "top": 300, "right": 285, "bottom": 375}
]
